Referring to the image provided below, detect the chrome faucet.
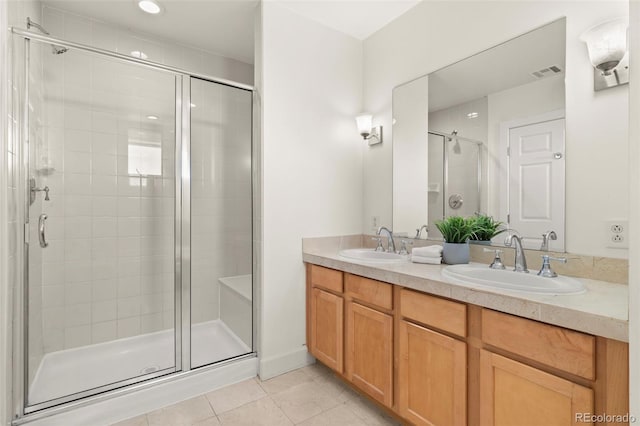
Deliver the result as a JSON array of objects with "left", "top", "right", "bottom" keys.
[
  {"left": 540, "top": 230, "right": 557, "bottom": 251},
  {"left": 376, "top": 226, "right": 396, "bottom": 253},
  {"left": 415, "top": 224, "right": 428, "bottom": 239},
  {"left": 504, "top": 231, "right": 528, "bottom": 273}
]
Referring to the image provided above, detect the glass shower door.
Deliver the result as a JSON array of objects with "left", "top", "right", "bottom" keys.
[
  {"left": 26, "top": 44, "right": 178, "bottom": 408},
  {"left": 190, "top": 77, "right": 253, "bottom": 368}
]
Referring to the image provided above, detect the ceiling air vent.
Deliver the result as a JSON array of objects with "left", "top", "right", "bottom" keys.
[{"left": 531, "top": 65, "right": 563, "bottom": 79}]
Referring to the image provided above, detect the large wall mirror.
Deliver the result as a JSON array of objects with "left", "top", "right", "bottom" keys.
[{"left": 393, "top": 18, "right": 566, "bottom": 251}]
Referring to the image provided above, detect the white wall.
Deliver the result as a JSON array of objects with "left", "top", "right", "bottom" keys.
[
  {"left": 363, "top": 1, "right": 629, "bottom": 259},
  {"left": 258, "top": 2, "right": 363, "bottom": 378},
  {"left": 627, "top": 0, "right": 638, "bottom": 418}
]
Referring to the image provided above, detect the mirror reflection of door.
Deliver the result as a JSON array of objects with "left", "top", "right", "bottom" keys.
[{"left": 501, "top": 112, "right": 565, "bottom": 251}]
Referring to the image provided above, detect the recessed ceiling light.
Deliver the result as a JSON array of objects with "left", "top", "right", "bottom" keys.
[
  {"left": 467, "top": 112, "right": 479, "bottom": 119},
  {"left": 147, "top": 115, "right": 159, "bottom": 120},
  {"left": 131, "top": 50, "right": 148, "bottom": 59},
  {"left": 190, "top": 103, "right": 196, "bottom": 108},
  {"left": 137, "top": 0, "right": 162, "bottom": 14}
]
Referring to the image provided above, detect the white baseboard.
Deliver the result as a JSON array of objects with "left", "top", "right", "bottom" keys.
[{"left": 258, "top": 346, "right": 315, "bottom": 380}]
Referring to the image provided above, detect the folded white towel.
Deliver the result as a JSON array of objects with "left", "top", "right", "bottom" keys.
[
  {"left": 411, "top": 255, "right": 442, "bottom": 265},
  {"left": 412, "top": 245, "right": 443, "bottom": 258}
]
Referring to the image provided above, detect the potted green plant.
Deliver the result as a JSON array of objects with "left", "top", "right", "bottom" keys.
[
  {"left": 434, "top": 216, "right": 475, "bottom": 264},
  {"left": 470, "top": 215, "right": 506, "bottom": 245}
]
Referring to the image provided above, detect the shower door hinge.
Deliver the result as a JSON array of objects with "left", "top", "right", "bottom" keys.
[
  {"left": 507, "top": 213, "right": 511, "bottom": 223},
  {"left": 506, "top": 146, "right": 511, "bottom": 156},
  {"left": 24, "top": 223, "right": 30, "bottom": 244}
]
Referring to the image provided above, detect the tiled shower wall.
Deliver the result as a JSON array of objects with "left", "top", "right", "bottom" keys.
[{"left": 31, "top": 6, "right": 253, "bottom": 353}]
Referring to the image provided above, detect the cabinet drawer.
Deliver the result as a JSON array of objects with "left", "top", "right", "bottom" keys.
[
  {"left": 310, "top": 265, "right": 343, "bottom": 293},
  {"left": 400, "top": 289, "right": 466, "bottom": 338},
  {"left": 482, "top": 309, "right": 595, "bottom": 380},
  {"left": 345, "top": 274, "right": 393, "bottom": 310}
]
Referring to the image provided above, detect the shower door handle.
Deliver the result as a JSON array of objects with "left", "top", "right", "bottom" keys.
[{"left": 38, "top": 214, "right": 48, "bottom": 248}]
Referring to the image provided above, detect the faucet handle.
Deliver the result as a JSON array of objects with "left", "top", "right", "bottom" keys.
[
  {"left": 399, "top": 239, "right": 413, "bottom": 255},
  {"left": 537, "top": 255, "right": 567, "bottom": 277},
  {"left": 371, "top": 237, "right": 385, "bottom": 252},
  {"left": 483, "top": 248, "right": 506, "bottom": 270}
]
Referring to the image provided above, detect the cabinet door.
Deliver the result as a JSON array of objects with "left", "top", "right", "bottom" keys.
[
  {"left": 346, "top": 301, "right": 393, "bottom": 407},
  {"left": 310, "top": 288, "right": 343, "bottom": 372},
  {"left": 398, "top": 321, "right": 466, "bottom": 426},
  {"left": 480, "top": 350, "right": 593, "bottom": 426}
]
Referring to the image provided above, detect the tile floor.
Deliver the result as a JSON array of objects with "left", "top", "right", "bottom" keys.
[{"left": 111, "top": 363, "right": 401, "bottom": 426}]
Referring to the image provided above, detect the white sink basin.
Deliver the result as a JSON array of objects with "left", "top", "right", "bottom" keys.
[
  {"left": 339, "top": 248, "right": 408, "bottom": 263},
  {"left": 442, "top": 264, "right": 586, "bottom": 295}
]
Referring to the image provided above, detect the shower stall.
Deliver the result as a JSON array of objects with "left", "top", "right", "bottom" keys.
[
  {"left": 10, "top": 24, "right": 255, "bottom": 420},
  {"left": 427, "top": 131, "right": 483, "bottom": 239}
]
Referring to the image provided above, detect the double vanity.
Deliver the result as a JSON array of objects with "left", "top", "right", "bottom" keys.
[{"left": 303, "top": 235, "right": 629, "bottom": 426}]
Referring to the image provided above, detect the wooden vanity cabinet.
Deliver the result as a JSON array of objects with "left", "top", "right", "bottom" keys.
[
  {"left": 344, "top": 274, "right": 394, "bottom": 407},
  {"left": 307, "top": 265, "right": 344, "bottom": 373},
  {"left": 304, "top": 264, "right": 629, "bottom": 426},
  {"left": 398, "top": 289, "right": 467, "bottom": 426}
]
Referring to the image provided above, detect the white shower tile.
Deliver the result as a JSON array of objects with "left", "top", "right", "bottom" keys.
[
  {"left": 92, "top": 217, "right": 118, "bottom": 238},
  {"left": 43, "top": 307, "right": 65, "bottom": 330},
  {"left": 117, "top": 317, "right": 141, "bottom": 338},
  {"left": 118, "top": 257, "right": 141, "bottom": 278},
  {"left": 118, "top": 217, "right": 141, "bottom": 237},
  {"left": 91, "top": 21, "right": 118, "bottom": 51},
  {"left": 118, "top": 176, "right": 141, "bottom": 196},
  {"left": 118, "top": 237, "right": 141, "bottom": 257},
  {"left": 92, "top": 154, "right": 118, "bottom": 176},
  {"left": 92, "top": 300, "right": 117, "bottom": 322},
  {"left": 140, "top": 313, "right": 164, "bottom": 333},
  {"left": 92, "top": 279, "right": 117, "bottom": 301},
  {"left": 92, "top": 321, "right": 117, "bottom": 344},
  {"left": 92, "top": 258, "right": 119, "bottom": 280},
  {"left": 64, "top": 216, "right": 91, "bottom": 239},
  {"left": 118, "top": 296, "right": 141, "bottom": 319},
  {"left": 65, "top": 173, "right": 92, "bottom": 195},
  {"left": 64, "top": 195, "right": 92, "bottom": 217},
  {"left": 92, "top": 110, "right": 118, "bottom": 134},
  {"left": 92, "top": 196, "right": 118, "bottom": 216},
  {"left": 43, "top": 262, "right": 65, "bottom": 286},
  {"left": 118, "top": 197, "right": 141, "bottom": 217},
  {"left": 65, "top": 238, "right": 92, "bottom": 261},
  {"left": 118, "top": 276, "right": 141, "bottom": 298},
  {"left": 92, "top": 175, "right": 118, "bottom": 196},
  {"left": 64, "top": 106, "right": 92, "bottom": 131},
  {"left": 92, "top": 237, "right": 118, "bottom": 259},
  {"left": 65, "top": 282, "right": 92, "bottom": 305},
  {"left": 65, "top": 303, "right": 92, "bottom": 327},
  {"left": 92, "top": 132, "right": 117, "bottom": 155},
  {"left": 42, "top": 239, "right": 64, "bottom": 263},
  {"left": 64, "top": 325, "right": 91, "bottom": 349},
  {"left": 43, "top": 285, "right": 65, "bottom": 308},
  {"left": 65, "top": 261, "right": 92, "bottom": 283}
]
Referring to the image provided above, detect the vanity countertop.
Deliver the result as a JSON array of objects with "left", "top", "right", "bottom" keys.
[{"left": 302, "top": 236, "right": 628, "bottom": 342}]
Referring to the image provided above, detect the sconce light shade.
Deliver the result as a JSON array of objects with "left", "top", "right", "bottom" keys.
[
  {"left": 356, "top": 114, "right": 373, "bottom": 138},
  {"left": 581, "top": 18, "right": 627, "bottom": 75},
  {"left": 355, "top": 113, "right": 383, "bottom": 146}
]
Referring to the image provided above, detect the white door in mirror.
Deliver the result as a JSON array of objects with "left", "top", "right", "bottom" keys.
[{"left": 506, "top": 117, "right": 565, "bottom": 251}]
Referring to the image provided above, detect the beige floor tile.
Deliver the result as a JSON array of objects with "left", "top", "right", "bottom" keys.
[
  {"left": 147, "top": 396, "right": 215, "bottom": 426},
  {"left": 311, "top": 373, "right": 359, "bottom": 403},
  {"left": 206, "top": 378, "right": 267, "bottom": 414},
  {"left": 270, "top": 381, "right": 340, "bottom": 424},
  {"left": 110, "top": 415, "right": 149, "bottom": 426},
  {"left": 258, "top": 370, "right": 313, "bottom": 395},
  {"left": 218, "top": 397, "right": 293, "bottom": 426},
  {"left": 192, "top": 417, "right": 221, "bottom": 426},
  {"left": 298, "top": 362, "right": 332, "bottom": 380},
  {"left": 297, "top": 405, "right": 369, "bottom": 426},
  {"left": 345, "top": 395, "right": 401, "bottom": 426}
]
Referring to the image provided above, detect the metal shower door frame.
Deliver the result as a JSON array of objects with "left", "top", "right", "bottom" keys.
[{"left": 11, "top": 28, "right": 256, "bottom": 421}]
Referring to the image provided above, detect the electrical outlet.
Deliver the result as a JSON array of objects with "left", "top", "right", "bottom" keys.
[
  {"left": 371, "top": 216, "right": 380, "bottom": 231},
  {"left": 606, "top": 220, "right": 628, "bottom": 248}
]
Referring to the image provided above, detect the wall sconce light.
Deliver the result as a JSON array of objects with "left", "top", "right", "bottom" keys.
[
  {"left": 356, "top": 113, "right": 383, "bottom": 146},
  {"left": 580, "top": 17, "right": 629, "bottom": 91}
]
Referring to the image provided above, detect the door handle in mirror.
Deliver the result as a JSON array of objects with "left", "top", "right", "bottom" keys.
[{"left": 38, "top": 213, "right": 48, "bottom": 248}]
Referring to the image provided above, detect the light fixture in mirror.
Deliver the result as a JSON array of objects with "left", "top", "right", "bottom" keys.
[
  {"left": 356, "top": 113, "right": 383, "bottom": 145},
  {"left": 580, "top": 17, "right": 629, "bottom": 90},
  {"left": 392, "top": 18, "right": 566, "bottom": 251}
]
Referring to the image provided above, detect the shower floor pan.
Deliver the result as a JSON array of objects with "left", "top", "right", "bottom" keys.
[{"left": 28, "top": 319, "right": 251, "bottom": 406}]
